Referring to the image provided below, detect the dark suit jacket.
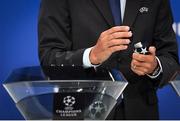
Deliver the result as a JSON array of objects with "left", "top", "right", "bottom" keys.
[{"left": 38, "top": 0, "right": 179, "bottom": 119}]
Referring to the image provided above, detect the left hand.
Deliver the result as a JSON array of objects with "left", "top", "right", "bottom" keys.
[{"left": 131, "top": 46, "right": 158, "bottom": 76}]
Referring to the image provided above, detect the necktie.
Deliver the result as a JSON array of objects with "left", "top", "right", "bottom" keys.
[
  {"left": 109, "top": 0, "right": 122, "bottom": 25},
  {"left": 109, "top": 0, "right": 122, "bottom": 81}
]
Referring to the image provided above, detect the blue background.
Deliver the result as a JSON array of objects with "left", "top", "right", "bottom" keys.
[{"left": 0, "top": 0, "right": 180, "bottom": 119}]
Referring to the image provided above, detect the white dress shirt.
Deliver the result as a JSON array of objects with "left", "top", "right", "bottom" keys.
[{"left": 82, "top": 0, "right": 162, "bottom": 78}]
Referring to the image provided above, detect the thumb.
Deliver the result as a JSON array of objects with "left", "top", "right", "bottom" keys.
[{"left": 149, "top": 46, "right": 156, "bottom": 56}]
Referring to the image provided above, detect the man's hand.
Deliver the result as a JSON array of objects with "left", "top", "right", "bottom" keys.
[
  {"left": 131, "top": 46, "right": 158, "bottom": 76},
  {"left": 90, "top": 26, "right": 132, "bottom": 65}
]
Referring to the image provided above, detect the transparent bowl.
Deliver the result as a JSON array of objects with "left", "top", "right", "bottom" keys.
[{"left": 3, "top": 66, "right": 128, "bottom": 120}]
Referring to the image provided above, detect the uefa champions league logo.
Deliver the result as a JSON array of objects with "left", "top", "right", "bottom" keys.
[
  {"left": 63, "top": 96, "right": 76, "bottom": 107},
  {"left": 88, "top": 101, "right": 107, "bottom": 119},
  {"left": 56, "top": 95, "right": 81, "bottom": 118}
]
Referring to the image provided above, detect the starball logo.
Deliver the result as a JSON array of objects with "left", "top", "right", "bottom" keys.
[{"left": 173, "top": 22, "right": 180, "bottom": 37}]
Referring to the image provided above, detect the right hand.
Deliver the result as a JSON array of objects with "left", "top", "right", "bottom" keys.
[{"left": 90, "top": 26, "right": 132, "bottom": 65}]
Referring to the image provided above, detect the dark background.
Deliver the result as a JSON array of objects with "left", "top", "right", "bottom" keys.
[{"left": 0, "top": 0, "right": 180, "bottom": 119}]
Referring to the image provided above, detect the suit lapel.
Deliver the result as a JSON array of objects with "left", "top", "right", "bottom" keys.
[
  {"left": 123, "top": 0, "right": 141, "bottom": 27},
  {"left": 92, "top": 0, "right": 141, "bottom": 27},
  {"left": 92, "top": 0, "right": 114, "bottom": 27}
]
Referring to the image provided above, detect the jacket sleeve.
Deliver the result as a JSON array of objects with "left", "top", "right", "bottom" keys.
[
  {"left": 153, "top": 0, "right": 179, "bottom": 87},
  {"left": 38, "top": 0, "right": 85, "bottom": 67}
]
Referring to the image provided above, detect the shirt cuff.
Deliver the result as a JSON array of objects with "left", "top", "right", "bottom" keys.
[
  {"left": 83, "top": 47, "right": 100, "bottom": 68},
  {"left": 147, "top": 56, "right": 163, "bottom": 79}
]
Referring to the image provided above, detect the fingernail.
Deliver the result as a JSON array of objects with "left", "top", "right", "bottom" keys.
[
  {"left": 127, "top": 39, "right": 130, "bottom": 43},
  {"left": 124, "top": 45, "right": 128, "bottom": 49},
  {"left": 129, "top": 32, "right": 133, "bottom": 36}
]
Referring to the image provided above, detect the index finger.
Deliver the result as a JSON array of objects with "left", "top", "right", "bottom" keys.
[
  {"left": 105, "top": 26, "right": 130, "bottom": 35},
  {"left": 132, "top": 53, "right": 150, "bottom": 62}
]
